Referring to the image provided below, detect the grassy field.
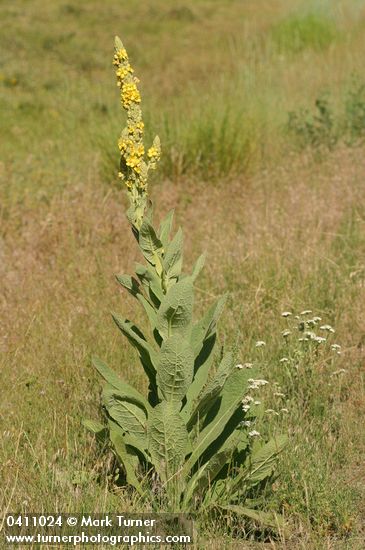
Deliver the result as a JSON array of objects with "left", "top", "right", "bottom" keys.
[{"left": 1, "top": 0, "right": 365, "bottom": 547}]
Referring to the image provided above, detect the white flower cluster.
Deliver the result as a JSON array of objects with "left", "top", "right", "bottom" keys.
[
  {"left": 236, "top": 362, "right": 253, "bottom": 369},
  {"left": 241, "top": 395, "right": 254, "bottom": 412},
  {"left": 255, "top": 341, "right": 266, "bottom": 348},
  {"left": 320, "top": 324, "right": 335, "bottom": 333},
  {"left": 248, "top": 378, "right": 269, "bottom": 390}
]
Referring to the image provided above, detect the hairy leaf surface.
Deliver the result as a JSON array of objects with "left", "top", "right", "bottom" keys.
[
  {"left": 156, "top": 278, "right": 194, "bottom": 340},
  {"left": 139, "top": 221, "right": 164, "bottom": 268},
  {"left": 157, "top": 334, "right": 194, "bottom": 403},
  {"left": 183, "top": 367, "right": 255, "bottom": 474},
  {"left": 147, "top": 401, "right": 188, "bottom": 481},
  {"left": 163, "top": 227, "right": 183, "bottom": 283},
  {"left": 190, "top": 294, "right": 227, "bottom": 356},
  {"left": 186, "top": 352, "right": 234, "bottom": 430},
  {"left": 109, "top": 420, "right": 144, "bottom": 496},
  {"left": 103, "top": 387, "right": 147, "bottom": 444},
  {"left": 93, "top": 356, "right": 150, "bottom": 413},
  {"left": 158, "top": 209, "right": 174, "bottom": 248}
]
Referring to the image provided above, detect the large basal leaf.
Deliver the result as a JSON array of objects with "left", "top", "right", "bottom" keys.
[
  {"left": 219, "top": 505, "right": 283, "bottom": 530},
  {"left": 182, "top": 367, "right": 255, "bottom": 476},
  {"left": 157, "top": 334, "right": 194, "bottom": 404},
  {"left": 163, "top": 227, "right": 183, "bottom": 284},
  {"left": 103, "top": 387, "right": 147, "bottom": 445},
  {"left": 156, "top": 278, "right": 194, "bottom": 341},
  {"left": 147, "top": 401, "right": 188, "bottom": 482},
  {"left": 158, "top": 209, "right": 174, "bottom": 248},
  {"left": 109, "top": 420, "right": 144, "bottom": 496},
  {"left": 139, "top": 221, "right": 164, "bottom": 271},
  {"left": 183, "top": 428, "right": 242, "bottom": 507},
  {"left": 238, "top": 435, "right": 288, "bottom": 491},
  {"left": 83, "top": 419, "right": 108, "bottom": 446},
  {"left": 93, "top": 356, "right": 150, "bottom": 414}
]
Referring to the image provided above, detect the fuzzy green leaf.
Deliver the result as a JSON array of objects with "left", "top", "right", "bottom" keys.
[
  {"left": 158, "top": 209, "right": 174, "bottom": 248},
  {"left": 93, "top": 356, "right": 150, "bottom": 413},
  {"left": 135, "top": 263, "right": 163, "bottom": 305},
  {"left": 220, "top": 505, "right": 283, "bottom": 529},
  {"left": 114, "top": 35, "right": 124, "bottom": 51},
  {"left": 191, "top": 253, "right": 206, "bottom": 281},
  {"left": 112, "top": 314, "right": 157, "bottom": 382},
  {"left": 163, "top": 227, "right": 183, "bottom": 283},
  {"left": 244, "top": 435, "right": 288, "bottom": 489},
  {"left": 184, "top": 428, "right": 242, "bottom": 506},
  {"left": 103, "top": 387, "right": 147, "bottom": 444},
  {"left": 109, "top": 420, "right": 144, "bottom": 496},
  {"left": 186, "top": 352, "right": 234, "bottom": 430},
  {"left": 191, "top": 294, "right": 227, "bottom": 356},
  {"left": 147, "top": 401, "right": 188, "bottom": 482},
  {"left": 180, "top": 336, "right": 216, "bottom": 423},
  {"left": 157, "top": 334, "right": 194, "bottom": 403},
  {"left": 139, "top": 221, "right": 163, "bottom": 269},
  {"left": 83, "top": 419, "right": 108, "bottom": 445},
  {"left": 136, "top": 294, "right": 157, "bottom": 327},
  {"left": 183, "top": 367, "right": 255, "bottom": 475},
  {"left": 156, "top": 278, "right": 194, "bottom": 340},
  {"left": 115, "top": 274, "right": 140, "bottom": 297},
  {"left": 228, "top": 434, "right": 287, "bottom": 495}
]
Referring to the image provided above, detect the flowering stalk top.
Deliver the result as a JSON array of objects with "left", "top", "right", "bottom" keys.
[{"left": 113, "top": 36, "right": 161, "bottom": 229}]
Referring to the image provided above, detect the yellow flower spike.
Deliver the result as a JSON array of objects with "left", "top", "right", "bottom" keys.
[{"left": 114, "top": 36, "right": 161, "bottom": 229}]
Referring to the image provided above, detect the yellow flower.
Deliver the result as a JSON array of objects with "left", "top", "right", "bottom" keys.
[
  {"left": 114, "top": 36, "right": 161, "bottom": 227},
  {"left": 121, "top": 82, "right": 141, "bottom": 108},
  {"left": 126, "top": 155, "right": 140, "bottom": 168},
  {"left": 137, "top": 144, "right": 145, "bottom": 156},
  {"left": 147, "top": 146, "right": 158, "bottom": 158},
  {"left": 116, "top": 48, "right": 128, "bottom": 61}
]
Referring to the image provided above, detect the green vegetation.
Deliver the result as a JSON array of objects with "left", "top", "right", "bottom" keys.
[
  {"left": 1, "top": 0, "right": 365, "bottom": 548},
  {"left": 271, "top": 14, "right": 339, "bottom": 54},
  {"left": 288, "top": 81, "right": 365, "bottom": 150}
]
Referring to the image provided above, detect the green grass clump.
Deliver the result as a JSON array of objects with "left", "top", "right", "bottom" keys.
[
  {"left": 271, "top": 13, "right": 339, "bottom": 54},
  {"left": 98, "top": 92, "right": 261, "bottom": 185}
]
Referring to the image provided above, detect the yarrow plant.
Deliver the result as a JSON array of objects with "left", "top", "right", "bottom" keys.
[
  {"left": 262, "top": 309, "right": 345, "bottom": 418},
  {"left": 85, "top": 37, "right": 286, "bottom": 526}
]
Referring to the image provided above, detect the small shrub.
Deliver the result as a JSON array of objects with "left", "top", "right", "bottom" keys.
[
  {"left": 287, "top": 95, "right": 338, "bottom": 150},
  {"left": 287, "top": 79, "right": 365, "bottom": 151}
]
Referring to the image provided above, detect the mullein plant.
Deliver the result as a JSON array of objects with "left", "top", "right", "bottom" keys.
[{"left": 85, "top": 37, "right": 286, "bottom": 526}]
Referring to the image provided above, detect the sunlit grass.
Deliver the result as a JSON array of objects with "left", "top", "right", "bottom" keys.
[{"left": 1, "top": 0, "right": 365, "bottom": 546}]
